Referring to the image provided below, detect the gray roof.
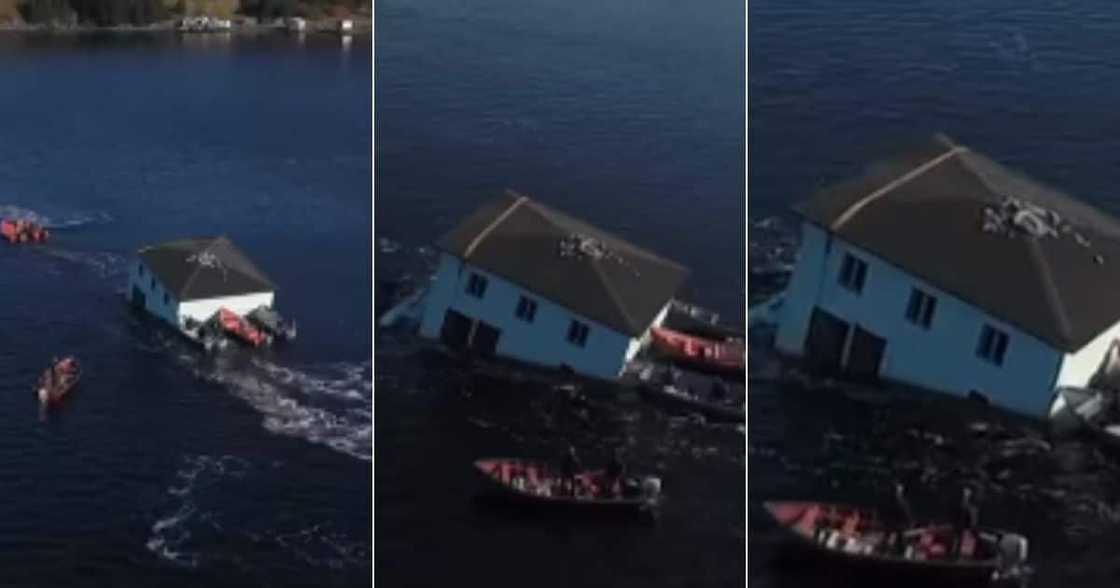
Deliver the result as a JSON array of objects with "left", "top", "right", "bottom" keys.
[
  {"left": 797, "top": 134, "right": 1120, "bottom": 352},
  {"left": 437, "top": 191, "right": 690, "bottom": 337},
  {"left": 138, "top": 236, "right": 276, "bottom": 301}
]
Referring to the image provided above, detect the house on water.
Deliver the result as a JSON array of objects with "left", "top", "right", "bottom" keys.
[
  {"left": 774, "top": 134, "right": 1120, "bottom": 418},
  {"left": 129, "top": 236, "right": 277, "bottom": 332},
  {"left": 416, "top": 191, "right": 690, "bottom": 380}
]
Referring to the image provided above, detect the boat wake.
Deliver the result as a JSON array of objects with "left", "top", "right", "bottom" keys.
[
  {"left": 147, "top": 454, "right": 369, "bottom": 569},
  {"left": 0, "top": 205, "right": 113, "bottom": 230},
  {"left": 184, "top": 356, "right": 372, "bottom": 462},
  {"left": 40, "top": 249, "right": 131, "bottom": 280}
]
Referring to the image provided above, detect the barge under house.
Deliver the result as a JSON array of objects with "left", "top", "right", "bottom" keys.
[
  {"left": 129, "top": 236, "right": 277, "bottom": 338},
  {"left": 414, "top": 190, "right": 691, "bottom": 380},
  {"left": 773, "top": 134, "right": 1120, "bottom": 418}
]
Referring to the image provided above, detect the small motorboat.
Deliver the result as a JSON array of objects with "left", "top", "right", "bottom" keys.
[
  {"left": 1, "top": 218, "right": 49, "bottom": 244},
  {"left": 649, "top": 326, "right": 745, "bottom": 376},
  {"left": 664, "top": 300, "right": 746, "bottom": 341},
  {"left": 246, "top": 305, "right": 297, "bottom": 342},
  {"left": 217, "top": 308, "right": 270, "bottom": 347},
  {"left": 473, "top": 458, "right": 662, "bottom": 515},
  {"left": 763, "top": 501, "right": 1030, "bottom": 586},
  {"left": 37, "top": 356, "right": 81, "bottom": 405},
  {"left": 631, "top": 363, "right": 744, "bottom": 423},
  {"left": 1048, "top": 386, "right": 1120, "bottom": 449}
]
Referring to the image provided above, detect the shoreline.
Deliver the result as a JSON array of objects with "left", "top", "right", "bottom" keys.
[{"left": 0, "top": 20, "right": 371, "bottom": 36}]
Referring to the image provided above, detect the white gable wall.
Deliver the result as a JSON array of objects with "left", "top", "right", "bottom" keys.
[
  {"left": 776, "top": 221, "right": 1065, "bottom": 417},
  {"left": 128, "top": 260, "right": 274, "bottom": 330},
  {"left": 1057, "top": 318, "right": 1120, "bottom": 391},
  {"left": 179, "top": 292, "right": 275, "bottom": 327},
  {"left": 419, "top": 253, "right": 642, "bottom": 380}
]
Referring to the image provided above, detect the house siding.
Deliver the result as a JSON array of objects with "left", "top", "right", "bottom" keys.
[
  {"left": 776, "top": 221, "right": 1064, "bottom": 417},
  {"left": 128, "top": 260, "right": 274, "bottom": 330},
  {"left": 419, "top": 253, "right": 653, "bottom": 380},
  {"left": 128, "top": 260, "right": 180, "bottom": 327}
]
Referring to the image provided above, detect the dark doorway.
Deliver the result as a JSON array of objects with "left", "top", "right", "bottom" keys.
[
  {"left": 804, "top": 308, "right": 850, "bottom": 374},
  {"left": 846, "top": 325, "right": 886, "bottom": 382},
  {"left": 471, "top": 321, "right": 502, "bottom": 356},
  {"left": 131, "top": 286, "right": 146, "bottom": 310},
  {"left": 440, "top": 309, "right": 472, "bottom": 351}
]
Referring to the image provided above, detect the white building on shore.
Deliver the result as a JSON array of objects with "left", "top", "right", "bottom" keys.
[
  {"left": 774, "top": 135, "right": 1120, "bottom": 418},
  {"left": 128, "top": 236, "right": 276, "bottom": 330},
  {"left": 416, "top": 191, "right": 689, "bottom": 380}
]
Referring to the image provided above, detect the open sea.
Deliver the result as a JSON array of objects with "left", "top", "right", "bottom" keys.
[
  {"left": 374, "top": 0, "right": 745, "bottom": 586},
  {"left": 0, "top": 32, "right": 371, "bottom": 586},
  {"left": 751, "top": 2, "right": 1120, "bottom": 587}
]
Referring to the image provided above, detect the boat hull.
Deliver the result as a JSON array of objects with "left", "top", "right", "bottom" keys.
[
  {"left": 649, "top": 327, "right": 744, "bottom": 377},
  {"left": 763, "top": 501, "right": 1023, "bottom": 587},
  {"left": 473, "top": 458, "right": 660, "bottom": 518}
]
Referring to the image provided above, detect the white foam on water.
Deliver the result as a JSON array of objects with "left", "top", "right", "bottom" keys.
[
  {"left": 148, "top": 454, "right": 368, "bottom": 570},
  {"left": 42, "top": 249, "right": 130, "bottom": 280},
  {"left": 147, "top": 454, "right": 248, "bottom": 568},
  {"left": 0, "top": 205, "right": 113, "bottom": 229},
  {"left": 185, "top": 357, "right": 372, "bottom": 462}
]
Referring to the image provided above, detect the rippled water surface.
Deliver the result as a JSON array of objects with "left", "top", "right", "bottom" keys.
[
  {"left": 0, "top": 33, "right": 370, "bottom": 586},
  {"left": 375, "top": 0, "right": 745, "bottom": 585},
  {"left": 751, "top": 2, "right": 1120, "bottom": 586}
]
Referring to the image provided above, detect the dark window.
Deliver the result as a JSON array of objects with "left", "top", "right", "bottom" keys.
[
  {"left": 151, "top": 277, "right": 156, "bottom": 290},
  {"left": 567, "top": 320, "right": 590, "bottom": 347},
  {"left": 138, "top": 264, "right": 144, "bottom": 276},
  {"left": 976, "top": 325, "right": 1009, "bottom": 366},
  {"left": 163, "top": 293, "right": 170, "bottom": 306},
  {"left": 905, "top": 288, "right": 937, "bottom": 329},
  {"left": 515, "top": 295, "right": 538, "bottom": 323},
  {"left": 465, "top": 273, "right": 488, "bottom": 298},
  {"left": 838, "top": 254, "right": 868, "bottom": 293}
]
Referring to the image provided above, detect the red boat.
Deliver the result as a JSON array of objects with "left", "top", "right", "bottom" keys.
[
  {"left": 763, "top": 501, "right": 1030, "bottom": 586},
  {"left": 217, "top": 308, "right": 270, "bottom": 347},
  {"left": 473, "top": 458, "right": 662, "bottom": 515},
  {"left": 0, "top": 219, "right": 49, "bottom": 244},
  {"left": 37, "top": 356, "right": 80, "bottom": 405},
  {"left": 649, "top": 326, "right": 745, "bottom": 375}
]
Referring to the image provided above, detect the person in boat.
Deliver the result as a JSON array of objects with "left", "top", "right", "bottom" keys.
[
  {"left": 603, "top": 447, "right": 626, "bottom": 498},
  {"left": 560, "top": 445, "right": 581, "bottom": 497},
  {"left": 952, "top": 486, "right": 980, "bottom": 559}
]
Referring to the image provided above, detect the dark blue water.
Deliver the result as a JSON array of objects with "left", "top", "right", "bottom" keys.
[
  {"left": 375, "top": 0, "right": 745, "bottom": 586},
  {"left": 751, "top": 2, "right": 1120, "bottom": 586},
  {"left": 0, "top": 33, "right": 370, "bottom": 586}
]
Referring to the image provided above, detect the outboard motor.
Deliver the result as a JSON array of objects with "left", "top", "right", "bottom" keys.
[
  {"left": 992, "top": 533, "right": 1031, "bottom": 584},
  {"left": 642, "top": 477, "right": 662, "bottom": 503}
]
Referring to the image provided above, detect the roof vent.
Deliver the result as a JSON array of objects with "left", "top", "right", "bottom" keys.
[
  {"left": 186, "top": 251, "right": 228, "bottom": 280},
  {"left": 559, "top": 233, "right": 616, "bottom": 262},
  {"left": 982, "top": 196, "right": 1103, "bottom": 264}
]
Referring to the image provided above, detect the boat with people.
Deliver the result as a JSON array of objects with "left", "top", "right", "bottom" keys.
[
  {"left": 217, "top": 307, "right": 270, "bottom": 347},
  {"left": 37, "top": 356, "right": 80, "bottom": 405},
  {"left": 1, "top": 218, "right": 49, "bottom": 244},
  {"left": 649, "top": 326, "right": 745, "bottom": 377},
  {"left": 764, "top": 501, "right": 1031, "bottom": 586},
  {"left": 473, "top": 458, "right": 662, "bottom": 516}
]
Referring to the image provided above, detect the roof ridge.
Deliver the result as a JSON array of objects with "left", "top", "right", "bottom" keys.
[
  {"left": 830, "top": 145, "right": 967, "bottom": 232},
  {"left": 588, "top": 256, "right": 640, "bottom": 334},
  {"left": 1025, "top": 238, "right": 1074, "bottom": 346},
  {"left": 463, "top": 195, "right": 528, "bottom": 260}
]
